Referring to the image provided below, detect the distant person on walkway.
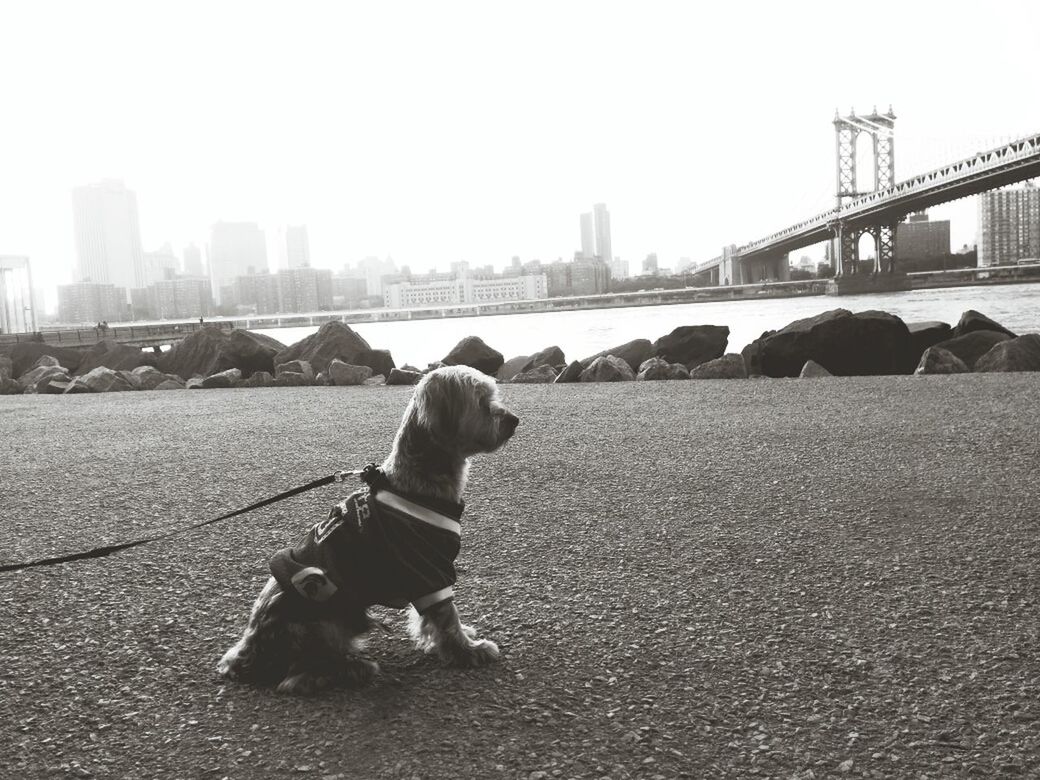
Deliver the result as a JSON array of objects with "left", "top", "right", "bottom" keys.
[{"left": 199, "top": 316, "right": 204, "bottom": 325}]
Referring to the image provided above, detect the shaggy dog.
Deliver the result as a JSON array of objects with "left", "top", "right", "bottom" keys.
[{"left": 217, "top": 365, "right": 519, "bottom": 695}]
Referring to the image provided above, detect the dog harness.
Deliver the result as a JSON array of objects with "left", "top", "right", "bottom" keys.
[{"left": 269, "top": 468, "right": 464, "bottom": 615}]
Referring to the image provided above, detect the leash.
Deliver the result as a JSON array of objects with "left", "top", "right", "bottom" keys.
[{"left": 0, "top": 466, "right": 379, "bottom": 575}]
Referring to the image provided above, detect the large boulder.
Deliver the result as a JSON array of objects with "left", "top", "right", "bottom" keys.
[
  {"left": 224, "top": 330, "right": 286, "bottom": 377},
  {"left": 580, "top": 339, "right": 653, "bottom": 373},
  {"left": 387, "top": 367, "right": 422, "bottom": 386},
  {"left": 974, "top": 334, "right": 1040, "bottom": 373},
  {"left": 131, "top": 365, "right": 172, "bottom": 391},
  {"left": 351, "top": 348, "right": 395, "bottom": 379},
  {"left": 512, "top": 364, "right": 558, "bottom": 383},
  {"left": 73, "top": 340, "right": 154, "bottom": 376},
  {"left": 689, "top": 353, "right": 746, "bottom": 380},
  {"left": 154, "top": 379, "right": 186, "bottom": 391},
  {"left": 580, "top": 355, "right": 636, "bottom": 382},
  {"left": 497, "top": 354, "right": 530, "bottom": 382},
  {"left": 650, "top": 325, "right": 729, "bottom": 370},
  {"left": 932, "top": 330, "right": 1013, "bottom": 370},
  {"left": 554, "top": 360, "right": 583, "bottom": 384},
  {"left": 272, "top": 372, "right": 311, "bottom": 387},
  {"left": 274, "top": 321, "right": 373, "bottom": 375},
  {"left": 17, "top": 364, "right": 69, "bottom": 391},
  {"left": 275, "top": 359, "right": 315, "bottom": 383},
  {"left": 0, "top": 376, "right": 22, "bottom": 395},
  {"left": 240, "top": 371, "right": 274, "bottom": 388},
  {"left": 159, "top": 327, "right": 231, "bottom": 380},
  {"left": 636, "top": 357, "right": 689, "bottom": 380},
  {"left": 442, "top": 336, "right": 504, "bottom": 376},
  {"left": 25, "top": 368, "right": 73, "bottom": 394},
  {"left": 0, "top": 354, "right": 12, "bottom": 380},
  {"left": 952, "top": 310, "right": 1016, "bottom": 339},
  {"left": 520, "top": 346, "right": 565, "bottom": 374},
  {"left": 328, "top": 360, "right": 373, "bottom": 386},
  {"left": 799, "top": 360, "right": 833, "bottom": 378},
  {"left": 200, "top": 368, "right": 242, "bottom": 389},
  {"left": 67, "top": 366, "right": 135, "bottom": 393},
  {"left": 742, "top": 309, "right": 912, "bottom": 377},
  {"left": 914, "top": 346, "right": 969, "bottom": 375},
  {"left": 906, "top": 321, "right": 953, "bottom": 373},
  {"left": 4, "top": 342, "right": 84, "bottom": 377}
]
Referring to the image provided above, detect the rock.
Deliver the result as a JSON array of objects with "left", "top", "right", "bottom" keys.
[
  {"left": 636, "top": 357, "right": 689, "bottom": 380},
  {"left": 650, "top": 325, "right": 729, "bottom": 370},
  {"left": 275, "top": 359, "right": 315, "bottom": 383},
  {"left": 952, "top": 309, "right": 1016, "bottom": 339},
  {"left": 4, "top": 343, "right": 84, "bottom": 377},
  {"left": 497, "top": 355, "right": 530, "bottom": 382},
  {"left": 442, "top": 336, "right": 504, "bottom": 376},
  {"left": 386, "top": 367, "right": 423, "bottom": 386},
  {"left": 313, "top": 372, "right": 330, "bottom": 386},
  {"left": 0, "top": 376, "right": 23, "bottom": 395},
  {"left": 31, "top": 354, "right": 62, "bottom": 369},
  {"left": 520, "top": 346, "right": 565, "bottom": 374},
  {"left": 17, "top": 364, "right": 69, "bottom": 392},
  {"left": 363, "top": 375, "right": 386, "bottom": 386},
  {"left": 914, "top": 346, "right": 969, "bottom": 375},
  {"left": 154, "top": 379, "right": 185, "bottom": 391},
  {"left": 580, "top": 339, "right": 653, "bottom": 373},
  {"left": 0, "top": 354, "right": 12, "bottom": 380},
  {"left": 974, "top": 333, "right": 1040, "bottom": 373},
  {"left": 403, "top": 364, "right": 423, "bottom": 373},
  {"left": 932, "top": 330, "right": 1013, "bottom": 369},
  {"left": 328, "top": 360, "right": 373, "bottom": 386},
  {"left": 200, "top": 368, "right": 242, "bottom": 388},
  {"left": 62, "top": 379, "right": 93, "bottom": 394},
  {"left": 512, "top": 364, "right": 558, "bottom": 383},
  {"left": 131, "top": 365, "right": 171, "bottom": 391},
  {"left": 159, "top": 327, "right": 230, "bottom": 380},
  {"left": 225, "top": 329, "right": 286, "bottom": 377},
  {"left": 240, "top": 371, "right": 274, "bottom": 388},
  {"left": 799, "top": 359, "right": 832, "bottom": 378},
  {"left": 744, "top": 309, "right": 912, "bottom": 377},
  {"left": 118, "top": 370, "right": 142, "bottom": 390},
  {"left": 689, "top": 353, "right": 746, "bottom": 379},
  {"left": 68, "top": 366, "right": 136, "bottom": 393},
  {"left": 185, "top": 377, "right": 206, "bottom": 390},
  {"left": 73, "top": 339, "right": 154, "bottom": 376},
  {"left": 273, "top": 321, "right": 372, "bottom": 374},
  {"left": 272, "top": 371, "right": 311, "bottom": 387},
  {"left": 580, "top": 355, "right": 635, "bottom": 382},
  {"left": 350, "top": 348, "right": 394, "bottom": 378},
  {"left": 555, "top": 360, "right": 583, "bottom": 384},
  {"left": 39, "top": 378, "right": 72, "bottom": 394},
  {"left": 906, "top": 321, "right": 953, "bottom": 372}
]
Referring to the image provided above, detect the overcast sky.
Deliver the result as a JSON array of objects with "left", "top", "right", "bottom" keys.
[{"left": 2, "top": 0, "right": 1039, "bottom": 300}]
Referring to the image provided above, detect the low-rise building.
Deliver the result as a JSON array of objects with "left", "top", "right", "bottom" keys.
[
  {"left": 384, "top": 273, "right": 548, "bottom": 308},
  {"left": 57, "top": 281, "right": 126, "bottom": 324}
]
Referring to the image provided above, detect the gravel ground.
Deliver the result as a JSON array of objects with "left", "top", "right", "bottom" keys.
[{"left": 1, "top": 376, "right": 1039, "bottom": 779}]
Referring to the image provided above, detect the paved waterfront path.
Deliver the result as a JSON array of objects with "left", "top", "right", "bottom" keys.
[{"left": 2, "top": 377, "right": 1039, "bottom": 778}]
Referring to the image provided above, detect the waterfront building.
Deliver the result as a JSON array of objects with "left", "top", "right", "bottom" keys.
[
  {"left": 0, "top": 255, "right": 36, "bottom": 333},
  {"left": 546, "top": 257, "right": 610, "bottom": 297},
  {"left": 896, "top": 212, "right": 950, "bottom": 261},
  {"left": 593, "top": 203, "right": 612, "bottom": 269},
  {"left": 57, "top": 281, "right": 126, "bottom": 324},
  {"left": 142, "top": 243, "right": 181, "bottom": 286},
  {"left": 147, "top": 277, "right": 214, "bottom": 320},
  {"left": 72, "top": 179, "right": 145, "bottom": 298},
  {"left": 580, "top": 212, "right": 595, "bottom": 259},
  {"left": 978, "top": 183, "right": 1040, "bottom": 267},
  {"left": 332, "top": 275, "right": 369, "bottom": 309},
  {"left": 209, "top": 221, "right": 268, "bottom": 304},
  {"left": 277, "top": 266, "right": 333, "bottom": 312},
  {"left": 285, "top": 225, "right": 310, "bottom": 269},
  {"left": 233, "top": 271, "right": 280, "bottom": 315},
  {"left": 610, "top": 257, "right": 630, "bottom": 281},
  {"left": 358, "top": 256, "right": 397, "bottom": 297},
  {"left": 183, "top": 243, "right": 204, "bottom": 277},
  {"left": 384, "top": 273, "right": 548, "bottom": 309}
]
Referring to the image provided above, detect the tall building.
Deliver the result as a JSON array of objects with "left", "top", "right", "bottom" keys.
[
  {"left": 183, "top": 243, "right": 204, "bottom": 277},
  {"left": 978, "top": 183, "right": 1040, "bottom": 267},
  {"left": 0, "top": 256, "right": 36, "bottom": 333},
  {"left": 610, "top": 257, "right": 629, "bottom": 281},
  {"left": 896, "top": 212, "right": 951, "bottom": 261},
  {"left": 285, "top": 225, "right": 310, "bottom": 269},
  {"left": 147, "top": 278, "right": 214, "bottom": 320},
  {"left": 357, "top": 256, "right": 397, "bottom": 297},
  {"left": 593, "top": 203, "right": 612, "bottom": 270},
  {"left": 277, "top": 267, "right": 333, "bottom": 312},
  {"left": 142, "top": 243, "right": 180, "bottom": 286},
  {"left": 642, "top": 253, "right": 659, "bottom": 275},
  {"left": 72, "top": 179, "right": 145, "bottom": 298},
  {"left": 209, "top": 221, "right": 267, "bottom": 304},
  {"left": 57, "top": 282, "right": 126, "bottom": 324},
  {"left": 580, "top": 212, "right": 595, "bottom": 258}
]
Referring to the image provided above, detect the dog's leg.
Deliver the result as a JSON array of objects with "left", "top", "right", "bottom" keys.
[
  {"left": 218, "top": 577, "right": 289, "bottom": 683},
  {"left": 407, "top": 601, "right": 499, "bottom": 667},
  {"left": 276, "top": 609, "right": 379, "bottom": 696}
]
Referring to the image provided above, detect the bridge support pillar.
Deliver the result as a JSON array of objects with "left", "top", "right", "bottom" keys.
[{"left": 833, "top": 222, "right": 860, "bottom": 276}]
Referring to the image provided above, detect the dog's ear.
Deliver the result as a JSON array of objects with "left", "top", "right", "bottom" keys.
[{"left": 413, "top": 371, "right": 464, "bottom": 444}]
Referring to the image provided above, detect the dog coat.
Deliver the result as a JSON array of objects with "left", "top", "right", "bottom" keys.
[{"left": 269, "top": 475, "right": 464, "bottom": 615}]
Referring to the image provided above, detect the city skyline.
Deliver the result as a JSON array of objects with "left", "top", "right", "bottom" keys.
[{"left": 2, "top": 1, "right": 1039, "bottom": 310}]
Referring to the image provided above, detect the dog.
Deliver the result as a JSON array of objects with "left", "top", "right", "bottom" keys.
[{"left": 217, "top": 365, "right": 519, "bottom": 695}]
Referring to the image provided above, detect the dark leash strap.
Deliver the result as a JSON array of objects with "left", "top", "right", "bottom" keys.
[{"left": 0, "top": 465, "right": 382, "bottom": 575}]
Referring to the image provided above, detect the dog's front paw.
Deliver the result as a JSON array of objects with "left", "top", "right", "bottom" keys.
[
  {"left": 342, "top": 657, "right": 380, "bottom": 688},
  {"left": 440, "top": 637, "right": 500, "bottom": 668}
]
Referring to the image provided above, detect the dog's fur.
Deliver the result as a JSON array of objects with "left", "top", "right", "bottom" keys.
[{"left": 217, "top": 365, "right": 518, "bottom": 695}]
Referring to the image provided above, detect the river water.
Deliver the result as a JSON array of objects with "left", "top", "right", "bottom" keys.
[{"left": 255, "top": 283, "right": 1040, "bottom": 369}]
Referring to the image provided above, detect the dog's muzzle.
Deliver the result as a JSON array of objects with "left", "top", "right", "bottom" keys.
[{"left": 502, "top": 412, "right": 519, "bottom": 437}]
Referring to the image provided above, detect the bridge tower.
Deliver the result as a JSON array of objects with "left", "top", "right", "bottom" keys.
[{"left": 832, "top": 106, "right": 897, "bottom": 275}]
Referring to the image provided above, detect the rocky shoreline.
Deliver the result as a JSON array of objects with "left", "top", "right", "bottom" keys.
[{"left": 1, "top": 307, "right": 1038, "bottom": 395}]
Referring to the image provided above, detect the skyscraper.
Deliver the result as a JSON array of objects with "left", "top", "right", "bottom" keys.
[
  {"left": 72, "top": 180, "right": 145, "bottom": 298},
  {"left": 209, "top": 222, "right": 268, "bottom": 304},
  {"left": 285, "top": 225, "right": 311, "bottom": 269},
  {"left": 593, "top": 203, "right": 612, "bottom": 269},
  {"left": 978, "top": 184, "right": 1040, "bottom": 267},
  {"left": 183, "top": 243, "right": 204, "bottom": 277},
  {"left": 896, "top": 212, "right": 950, "bottom": 262},
  {"left": 580, "top": 212, "right": 595, "bottom": 258},
  {"left": 0, "top": 256, "right": 36, "bottom": 333}
]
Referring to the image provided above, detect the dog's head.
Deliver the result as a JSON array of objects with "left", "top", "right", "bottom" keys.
[{"left": 409, "top": 365, "right": 519, "bottom": 457}]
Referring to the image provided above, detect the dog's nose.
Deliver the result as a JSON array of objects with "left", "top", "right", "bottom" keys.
[{"left": 503, "top": 412, "right": 519, "bottom": 433}]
